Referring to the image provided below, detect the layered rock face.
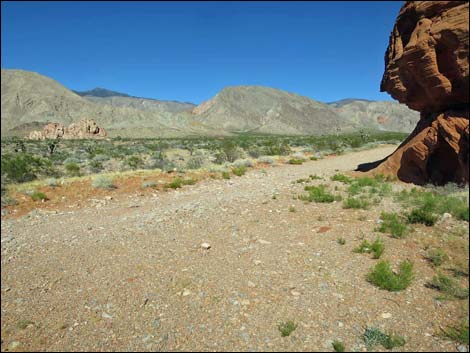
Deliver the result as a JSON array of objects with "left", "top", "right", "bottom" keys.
[
  {"left": 365, "top": 1, "right": 469, "bottom": 185},
  {"left": 28, "top": 118, "right": 107, "bottom": 140}
]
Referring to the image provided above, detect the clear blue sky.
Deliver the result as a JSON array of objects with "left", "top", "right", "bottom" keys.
[{"left": 1, "top": 1, "right": 403, "bottom": 104}]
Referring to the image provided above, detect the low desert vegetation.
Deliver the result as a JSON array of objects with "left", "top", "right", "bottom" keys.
[
  {"left": 426, "top": 273, "right": 469, "bottom": 300},
  {"left": 367, "top": 260, "right": 413, "bottom": 291},
  {"left": 331, "top": 340, "right": 345, "bottom": 352},
  {"left": 278, "top": 320, "right": 297, "bottom": 337},
  {"left": 377, "top": 212, "right": 408, "bottom": 238},
  {"left": 441, "top": 319, "right": 469, "bottom": 345},
  {"left": 354, "top": 238, "right": 384, "bottom": 259},
  {"left": 91, "top": 175, "right": 116, "bottom": 189},
  {"left": 363, "top": 327, "right": 406, "bottom": 350},
  {"left": 30, "top": 191, "right": 48, "bottom": 201},
  {"left": 300, "top": 185, "right": 341, "bottom": 203}
]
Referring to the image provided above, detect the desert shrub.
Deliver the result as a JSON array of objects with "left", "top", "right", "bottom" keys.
[
  {"left": 367, "top": 260, "right": 413, "bottom": 291},
  {"left": 426, "top": 273, "right": 469, "bottom": 300},
  {"left": 1, "top": 153, "right": 57, "bottom": 183},
  {"left": 354, "top": 238, "right": 384, "bottom": 259},
  {"left": 441, "top": 319, "right": 469, "bottom": 345},
  {"left": 44, "top": 178, "right": 59, "bottom": 187},
  {"left": 396, "top": 189, "right": 469, "bottom": 222},
  {"left": 343, "top": 197, "right": 370, "bottom": 209},
  {"left": 247, "top": 147, "right": 261, "bottom": 158},
  {"left": 213, "top": 150, "right": 228, "bottom": 165},
  {"left": 233, "top": 159, "right": 253, "bottom": 168},
  {"left": 300, "top": 185, "right": 340, "bottom": 203},
  {"left": 125, "top": 155, "right": 145, "bottom": 169},
  {"left": 378, "top": 212, "right": 408, "bottom": 238},
  {"left": 278, "top": 320, "right": 297, "bottom": 337},
  {"left": 232, "top": 166, "right": 247, "bottom": 177},
  {"left": 222, "top": 171, "right": 230, "bottom": 179},
  {"left": 65, "top": 162, "right": 80, "bottom": 177},
  {"left": 148, "top": 155, "right": 176, "bottom": 171},
  {"left": 425, "top": 249, "right": 448, "bottom": 267},
  {"left": 92, "top": 154, "right": 110, "bottom": 162},
  {"left": 30, "top": 191, "right": 48, "bottom": 201},
  {"left": 88, "top": 159, "right": 104, "bottom": 173},
  {"left": 92, "top": 176, "right": 116, "bottom": 189},
  {"left": 186, "top": 155, "right": 206, "bottom": 170},
  {"left": 221, "top": 141, "right": 245, "bottom": 162},
  {"left": 332, "top": 340, "right": 345, "bottom": 352},
  {"left": 363, "top": 327, "right": 406, "bottom": 350},
  {"left": 288, "top": 158, "right": 305, "bottom": 165},
  {"left": 331, "top": 173, "right": 353, "bottom": 184},
  {"left": 258, "top": 156, "right": 274, "bottom": 164}
]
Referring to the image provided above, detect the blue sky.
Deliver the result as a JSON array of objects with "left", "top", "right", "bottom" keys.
[{"left": 1, "top": 1, "right": 403, "bottom": 104}]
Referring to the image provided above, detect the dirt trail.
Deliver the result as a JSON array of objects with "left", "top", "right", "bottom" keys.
[{"left": 0, "top": 146, "right": 462, "bottom": 351}]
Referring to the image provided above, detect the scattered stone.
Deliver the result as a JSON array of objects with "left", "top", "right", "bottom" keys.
[
  {"left": 182, "top": 289, "right": 191, "bottom": 296},
  {"left": 442, "top": 213, "right": 452, "bottom": 220},
  {"left": 201, "top": 242, "right": 211, "bottom": 250},
  {"left": 247, "top": 281, "right": 256, "bottom": 288},
  {"left": 457, "top": 344, "right": 469, "bottom": 352},
  {"left": 381, "top": 312, "right": 392, "bottom": 319},
  {"left": 258, "top": 239, "right": 271, "bottom": 245},
  {"left": 318, "top": 226, "right": 331, "bottom": 233}
]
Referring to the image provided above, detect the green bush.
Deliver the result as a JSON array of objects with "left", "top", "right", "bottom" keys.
[
  {"left": 378, "top": 212, "right": 408, "bottom": 238},
  {"left": 301, "top": 185, "right": 340, "bottom": 203},
  {"left": 125, "top": 155, "right": 144, "bottom": 169},
  {"left": 288, "top": 158, "right": 305, "bottom": 165},
  {"left": 343, "top": 197, "right": 370, "bottom": 209},
  {"left": 65, "top": 162, "right": 80, "bottom": 177},
  {"left": 331, "top": 173, "right": 352, "bottom": 184},
  {"left": 278, "top": 320, "right": 297, "bottom": 337},
  {"left": 332, "top": 340, "right": 345, "bottom": 352},
  {"left": 1, "top": 153, "right": 57, "bottom": 183},
  {"left": 396, "top": 189, "right": 469, "bottom": 222},
  {"left": 367, "top": 260, "right": 413, "bottom": 291},
  {"left": 441, "top": 319, "right": 469, "bottom": 345},
  {"left": 30, "top": 191, "right": 48, "bottom": 201},
  {"left": 363, "top": 327, "right": 406, "bottom": 350},
  {"left": 221, "top": 171, "right": 230, "bottom": 179},
  {"left": 354, "top": 238, "right": 384, "bottom": 259},
  {"left": 425, "top": 249, "right": 448, "bottom": 267},
  {"left": 426, "top": 273, "right": 469, "bottom": 300},
  {"left": 407, "top": 207, "right": 438, "bottom": 226},
  {"left": 232, "top": 166, "right": 247, "bottom": 177}
]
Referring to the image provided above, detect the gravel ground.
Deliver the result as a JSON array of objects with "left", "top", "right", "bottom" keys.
[{"left": 1, "top": 146, "right": 467, "bottom": 352}]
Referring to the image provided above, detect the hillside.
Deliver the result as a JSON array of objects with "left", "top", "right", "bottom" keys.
[
  {"left": 74, "top": 87, "right": 196, "bottom": 114},
  {"left": 1, "top": 69, "right": 419, "bottom": 138},
  {"left": 328, "top": 99, "right": 419, "bottom": 133}
]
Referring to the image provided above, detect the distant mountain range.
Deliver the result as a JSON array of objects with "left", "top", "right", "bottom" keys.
[{"left": 1, "top": 69, "right": 420, "bottom": 138}]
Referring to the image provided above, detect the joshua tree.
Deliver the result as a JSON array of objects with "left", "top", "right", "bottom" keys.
[{"left": 47, "top": 137, "right": 61, "bottom": 155}]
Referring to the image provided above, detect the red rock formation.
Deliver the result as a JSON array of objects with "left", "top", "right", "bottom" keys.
[
  {"left": 362, "top": 1, "right": 469, "bottom": 185},
  {"left": 28, "top": 118, "right": 107, "bottom": 140}
]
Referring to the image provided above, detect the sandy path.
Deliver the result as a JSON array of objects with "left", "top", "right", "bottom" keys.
[{"left": 0, "top": 146, "right": 461, "bottom": 351}]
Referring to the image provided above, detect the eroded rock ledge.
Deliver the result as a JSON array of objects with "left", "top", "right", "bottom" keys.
[{"left": 361, "top": 1, "right": 469, "bottom": 185}]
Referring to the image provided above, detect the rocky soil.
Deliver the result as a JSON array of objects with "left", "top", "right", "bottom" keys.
[{"left": 1, "top": 146, "right": 467, "bottom": 351}]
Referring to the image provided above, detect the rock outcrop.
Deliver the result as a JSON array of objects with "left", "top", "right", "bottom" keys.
[
  {"left": 361, "top": 1, "right": 469, "bottom": 185},
  {"left": 28, "top": 118, "right": 107, "bottom": 140}
]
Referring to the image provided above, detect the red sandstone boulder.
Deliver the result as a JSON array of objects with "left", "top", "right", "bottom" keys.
[{"left": 362, "top": 1, "right": 469, "bottom": 185}]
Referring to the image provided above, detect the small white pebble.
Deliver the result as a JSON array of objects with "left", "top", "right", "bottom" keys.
[{"left": 201, "top": 243, "right": 211, "bottom": 250}]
